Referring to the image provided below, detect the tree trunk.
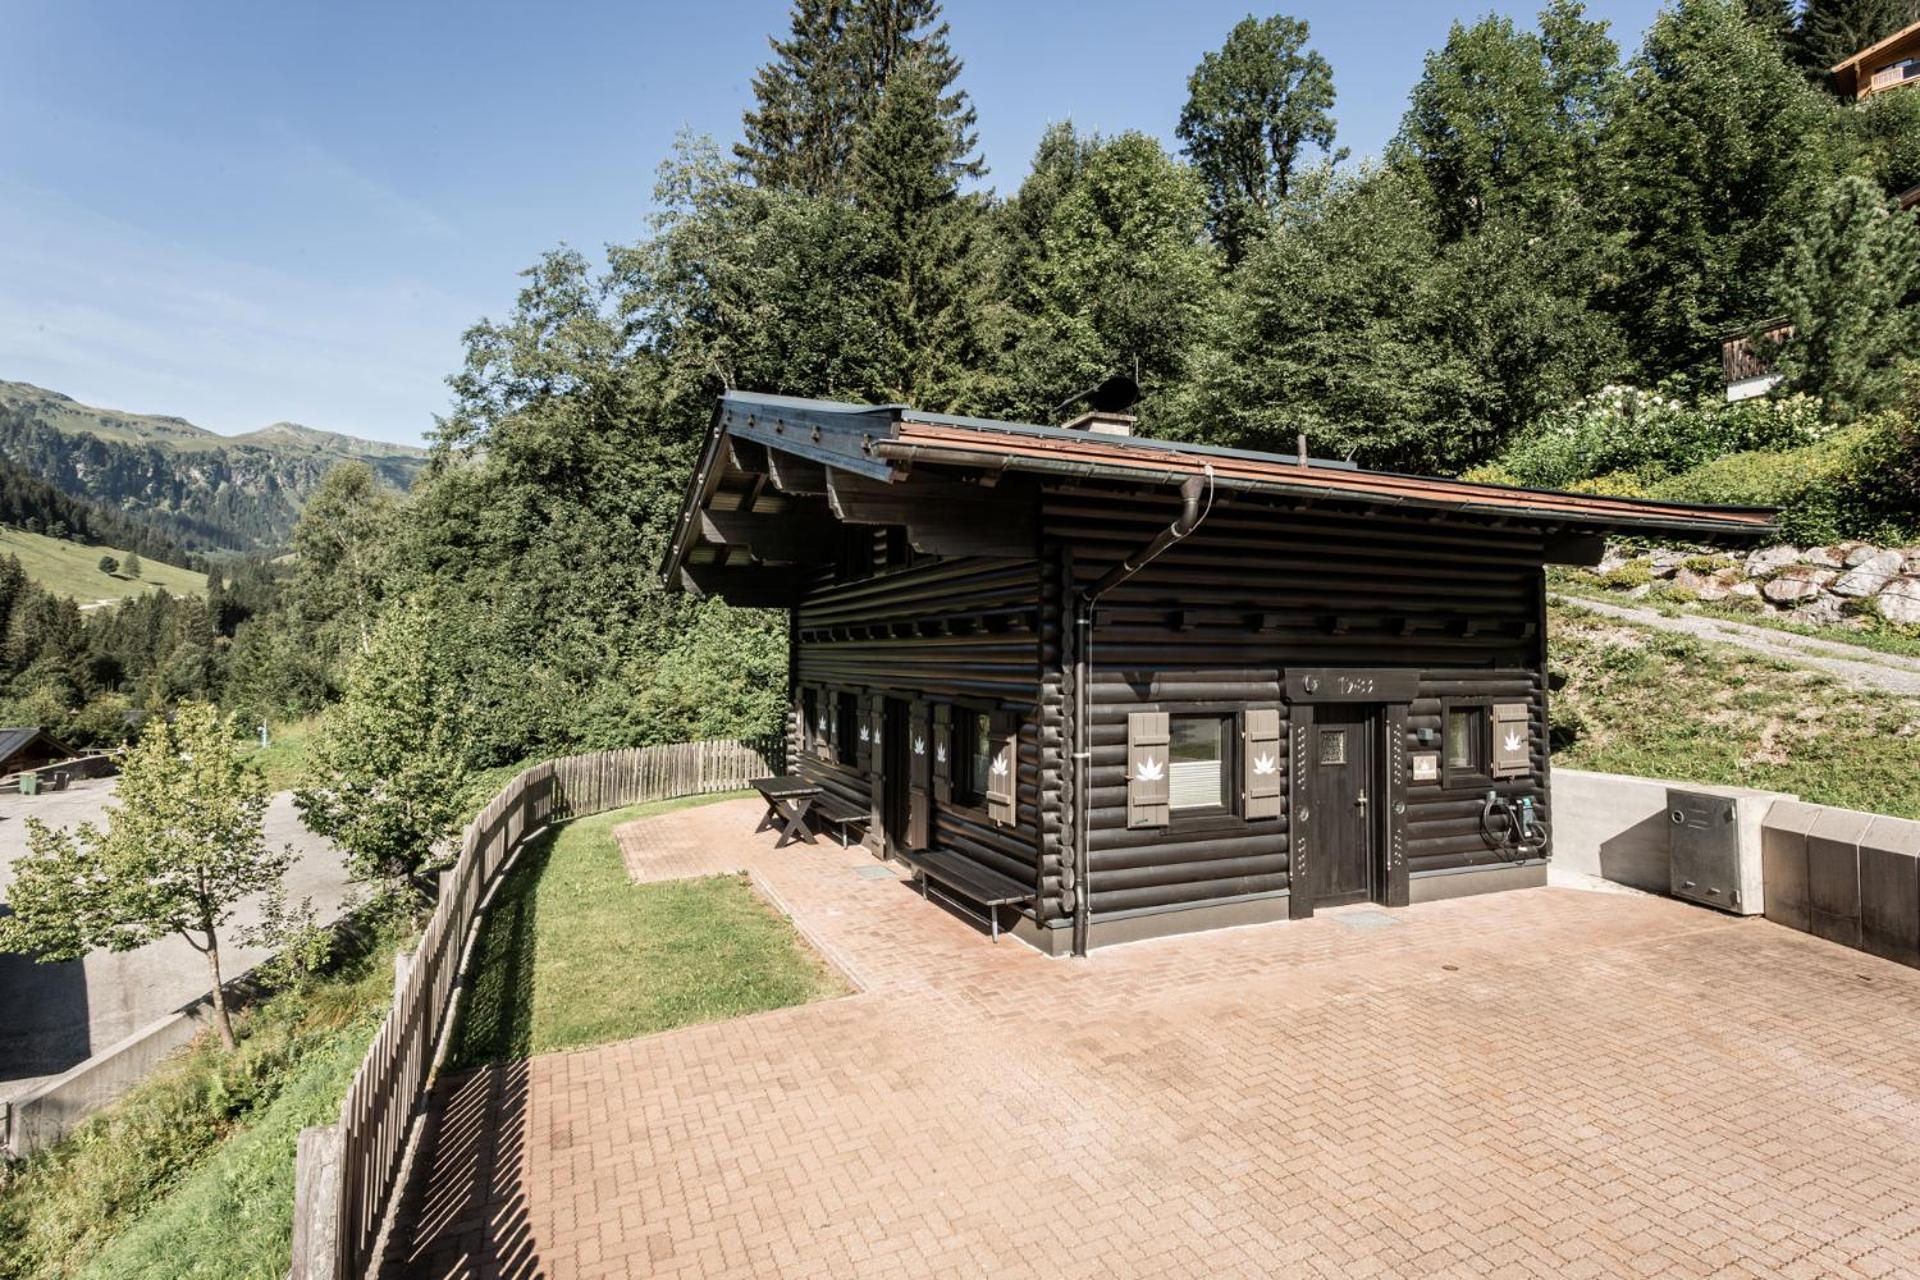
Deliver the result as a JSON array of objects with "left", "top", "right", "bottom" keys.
[{"left": 204, "top": 931, "right": 236, "bottom": 1051}]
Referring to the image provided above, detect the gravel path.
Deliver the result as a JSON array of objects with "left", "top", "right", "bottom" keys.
[{"left": 1552, "top": 594, "right": 1920, "bottom": 699}]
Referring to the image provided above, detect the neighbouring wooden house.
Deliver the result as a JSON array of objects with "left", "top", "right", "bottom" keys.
[
  {"left": 663, "top": 392, "right": 1775, "bottom": 953},
  {"left": 1721, "top": 318, "right": 1795, "bottom": 402},
  {"left": 1831, "top": 18, "right": 1920, "bottom": 99},
  {"left": 0, "top": 727, "right": 75, "bottom": 777}
]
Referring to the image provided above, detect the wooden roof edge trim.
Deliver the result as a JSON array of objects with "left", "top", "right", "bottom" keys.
[
  {"left": 879, "top": 429, "right": 1777, "bottom": 532},
  {"left": 1830, "top": 17, "right": 1920, "bottom": 72},
  {"left": 879, "top": 435, "right": 1774, "bottom": 537},
  {"left": 660, "top": 403, "right": 737, "bottom": 590}
]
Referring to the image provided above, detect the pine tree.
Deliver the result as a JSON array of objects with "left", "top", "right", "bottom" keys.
[
  {"left": 1798, "top": 0, "right": 1920, "bottom": 72},
  {"left": 1775, "top": 175, "right": 1920, "bottom": 419},
  {"left": 1177, "top": 14, "right": 1338, "bottom": 262},
  {"left": 851, "top": 52, "right": 986, "bottom": 407},
  {"left": 737, "top": 0, "right": 855, "bottom": 197},
  {"left": 736, "top": 0, "right": 980, "bottom": 198},
  {"left": 122, "top": 549, "right": 142, "bottom": 579}
]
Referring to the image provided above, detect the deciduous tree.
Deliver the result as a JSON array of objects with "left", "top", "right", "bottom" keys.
[
  {"left": 0, "top": 702, "right": 281, "bottom": 1050},
  {"left": 1177, "top": 14, "right": 1337, "bottom": 261}
]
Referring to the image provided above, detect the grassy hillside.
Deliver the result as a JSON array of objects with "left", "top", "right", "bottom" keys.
[
  {"left": 0, "top": 527, "right": 203, "bottom": 602},
  {"left": 1550, "top": 602, "right": 1920, "bottom": 819},
  {"left": 0, "top": 381, "right": 421, "bottom": 460}
]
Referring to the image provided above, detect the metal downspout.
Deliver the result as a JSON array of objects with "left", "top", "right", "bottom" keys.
[{"left": 1071, "top": 466, "right": 1215, "bottom": 956}]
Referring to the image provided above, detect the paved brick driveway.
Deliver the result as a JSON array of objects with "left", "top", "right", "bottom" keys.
[{"left": 385, "top": 798, "right": 1920, "bottom": 1279}]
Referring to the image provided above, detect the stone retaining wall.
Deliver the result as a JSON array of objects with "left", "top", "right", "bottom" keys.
[{"left": 1592, "top": 540, "right": 1920, "bottom": 627}]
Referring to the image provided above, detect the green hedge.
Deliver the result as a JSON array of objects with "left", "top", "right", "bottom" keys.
[{"left": 1648, "top": 418, "right": 1917, "bottom": 545}]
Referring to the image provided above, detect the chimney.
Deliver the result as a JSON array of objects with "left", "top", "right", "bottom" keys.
[
  {"left": 1055, "top": 372, "right": 1141, "bottom": 438},
  {"left": 1061, "top": 409, "right": 1136, "bottom": 437}
]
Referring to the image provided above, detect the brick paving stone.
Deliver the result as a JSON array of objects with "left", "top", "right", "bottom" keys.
[{"left": 381, "top": 797, "right": 1920, "bottom": 1280}]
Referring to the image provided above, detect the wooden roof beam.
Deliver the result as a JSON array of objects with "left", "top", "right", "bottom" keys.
[
  {"left": 827, "top": 468, "right": 1036, "bottom": 558},
  {"left": 699, "top": 504, "right": 842, "bottom": 565}
]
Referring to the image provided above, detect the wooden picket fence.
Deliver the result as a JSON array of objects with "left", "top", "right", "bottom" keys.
[{"left": 289, "top": 737, "right": 782, "bottom": 1279}]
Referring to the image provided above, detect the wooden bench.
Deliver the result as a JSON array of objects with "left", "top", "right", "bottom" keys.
[
  {"left": 810, "top": 798, "right": 871, "bottom": 849},
  {"left": 899, "top": 848, "right": 1034, "bottom": 943}
]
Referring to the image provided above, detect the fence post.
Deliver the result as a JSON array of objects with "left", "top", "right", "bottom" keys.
[
  {"left": 290, "top": 1123, "right": 343, "bottom": 1280},
  {"left": 393, "top": 947, "right": 414, "bottom": 997}
]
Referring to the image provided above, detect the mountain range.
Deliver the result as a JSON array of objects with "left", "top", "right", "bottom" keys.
[{"left": 0, "top": 380, "right": 427, "bottom": 552}]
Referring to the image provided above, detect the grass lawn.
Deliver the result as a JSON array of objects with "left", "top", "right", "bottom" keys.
[
  {"left": 0, "top": 527, "right": 204, "bottom": 603},
  {"left": 238, "top": 717, "right": 320, "bottom": 793},
  {"left": 449, "top": 793, "right": 846, "bottom": 1068},
  {"left": 1550, "top": 602, "right": 1920, "bottom": 818},
  {"left": 0, "top": 930, "right": 399, "bottom": 1280}
]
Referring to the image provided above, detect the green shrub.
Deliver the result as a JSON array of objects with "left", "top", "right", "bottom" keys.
[
  {"left": 1596, "top": 560, "right": 1653, "bottom": 590},
  {"left": 1649, "top": 417, "right": 1917, "bottom": 545},
  {"left": 1494, "top": 385, "right": 1833, "bottom": 489}
]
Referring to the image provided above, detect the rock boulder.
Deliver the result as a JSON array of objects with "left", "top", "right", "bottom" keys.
[
  {"left": 1875, "top": 578, "right": 1920, "bottom": 628},
  {"left": 1832, "top": 550, "right": 1904, "bottom": 598},
  {"left": 1744, "top": 545, "right": 1801, "bottom": 578}
]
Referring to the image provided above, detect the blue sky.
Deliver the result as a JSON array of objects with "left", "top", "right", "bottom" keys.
[{"left": 0, "top": 0, "right": 1662, "bottom": 446}]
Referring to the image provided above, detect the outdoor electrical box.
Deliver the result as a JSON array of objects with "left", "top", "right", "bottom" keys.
[{"left": 1667, "top": 787, "right": 1766, "bottom": 915}]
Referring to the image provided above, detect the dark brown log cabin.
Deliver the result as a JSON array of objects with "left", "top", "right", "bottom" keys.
[{"left": 663, "top": 392, "right": 1776, "bottom": 953}]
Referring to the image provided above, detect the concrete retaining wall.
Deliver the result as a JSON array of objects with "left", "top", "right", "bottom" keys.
[
  {"left": 1, "top": 1003, "right": 210, "bottom": 1156},
  {"left": 1762, "top": 802, "right": 1920, "bottom": 969},
  {"left": 1552, "top": 768, "right": 1791, "bottom": 910}
]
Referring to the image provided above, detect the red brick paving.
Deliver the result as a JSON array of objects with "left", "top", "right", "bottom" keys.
[{"left": 384, "top": 798, "right": 1920, "bottom": 1279}]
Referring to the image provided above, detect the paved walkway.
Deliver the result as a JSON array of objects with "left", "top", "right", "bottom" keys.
[
  {"left": 385, "top": 798, "right": 1920, "bottom": 1280},
  {"left": 1554, "top": 593, "right": 1920, "bottom": 698}
]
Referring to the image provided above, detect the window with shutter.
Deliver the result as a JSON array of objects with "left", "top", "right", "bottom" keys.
[
  {"left": 1244, "top": 708, "right": 1282, "bottom": 820},
  {"left": 1127, "top": 711, "right": 1171, "bottom": 829},
  {"left": 984, "top": 711, "right": 1016, "bottom": 826},
  {"left": 1490, "top": 703, "right": 1530, "bottom": 778}
]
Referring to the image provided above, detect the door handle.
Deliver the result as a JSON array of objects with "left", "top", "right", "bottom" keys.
[{"left": 1356, "top": 789, "right": 1368, "bottom": 813}]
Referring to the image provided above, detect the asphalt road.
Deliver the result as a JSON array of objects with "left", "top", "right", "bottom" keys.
[{"left": 0, "top": 780, "right": 354, "bottom": 1099}]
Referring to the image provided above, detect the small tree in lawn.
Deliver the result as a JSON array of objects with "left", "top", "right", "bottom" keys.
[
  {"left": 98, "top": 554, "right": 119, "bottom": 575},
  {"left": 296, "top": 596, "right": 467, "bottom": 909},
  {"left": 0, "top": 702, "right": 281, "bottom": 1050},
  {"left": 122, "top": 550, "right": 143, "bottom": 579}
]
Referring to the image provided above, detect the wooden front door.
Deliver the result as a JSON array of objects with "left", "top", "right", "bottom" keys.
[
  {"left": 882, "top": 697, "right": 912, "bottom": 856},
  {"left": 1309, "top": 705, "right": 1380, "bottom": 906}
]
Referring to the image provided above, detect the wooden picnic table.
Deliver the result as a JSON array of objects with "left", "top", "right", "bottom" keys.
[{"left": 751, "top": 775, "right": 823, "bottom": 848}]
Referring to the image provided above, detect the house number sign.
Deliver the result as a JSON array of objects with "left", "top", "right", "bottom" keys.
[{"left": 1285, "top": 668, "right": 1419, "bottom": 703}]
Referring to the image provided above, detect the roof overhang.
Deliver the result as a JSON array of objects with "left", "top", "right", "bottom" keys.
[
  {"left": 1830, "top": 18, "right": 1920, "bottom": 73},
  {"left": 660, "top": 392, "right": 1778, "bottom": 602}
]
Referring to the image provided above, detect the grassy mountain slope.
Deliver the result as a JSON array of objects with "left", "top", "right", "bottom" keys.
[
  {"left": 0, "top": 381, "right": 427, "bottom": 552},
  {"left": 0, "top": 527, "right": 204, "bottom": 602}
]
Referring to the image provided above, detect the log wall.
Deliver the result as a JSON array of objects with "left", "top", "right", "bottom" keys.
[{"left": 1045, "top": 483, "right": 1550, "bottom": 919}]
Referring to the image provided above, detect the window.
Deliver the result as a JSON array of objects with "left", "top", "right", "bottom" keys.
[
  {"left": 960, "top": 710, "right": 992, "bottom": 804},
  {"left": 802, "top": 688, "right": 822, "bottom": 754},
  {"left": 835, "top": 692, "right": 858, "bottom": 766},
  {"left": 1443, "top": 702, "right": 1488, "bottom": 786},
  {"left": 1169, "top": 714, "right": 1232, "bottom": 813}
]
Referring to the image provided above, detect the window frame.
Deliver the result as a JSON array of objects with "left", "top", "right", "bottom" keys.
[
  {"left": 1440, "top": 697, "right": 1493, "bottom": 789},
  {"left": 1165, "top": 708, "right": 1240, "bottom": 826},
  {"left": 955, "top": 705, "right": 994, "bottom": 809}
]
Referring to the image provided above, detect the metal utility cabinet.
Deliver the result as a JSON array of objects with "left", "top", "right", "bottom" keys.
[{"left": 1668, "top": 787, "right": 1769, "bottom": 915}]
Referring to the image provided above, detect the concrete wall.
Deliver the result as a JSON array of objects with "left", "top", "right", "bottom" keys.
[
  {"left": 1552, "top": 768, "right": 1791, "bottom": 911},
  {"left": 2, "top": 1004, "right": 210, "bottom": 1156},
  {"left": 1762, "top": 802, "right": 1920, "bottom": 969}
]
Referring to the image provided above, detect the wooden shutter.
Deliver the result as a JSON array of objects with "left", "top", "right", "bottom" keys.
[
  {"left": 907, "top": 702, "right": 932, "bottom": 849},
  {"left": 984, "top": 710, "right": 1017, "bottom": 826},
  {"left": 855, "top": 690, "right": 874, "bottom": 772},
  {"left": 867, "top": 694, "right": 886, "bottom": 837},
  {"left": 1490, "top": 702, "right": 1530, "bottom": 779},
  {"left": 1127, "top": 711, "right": 1170, "bottom": 829},
  {"left": 811, "top": 687, "right": 832, "bottom": 760},
  {"left": 931, "top": 704, "right": 953, "bottom": 803},
  {"left": 1243, "top": 708, "right": 1282, "bottom": 820}
]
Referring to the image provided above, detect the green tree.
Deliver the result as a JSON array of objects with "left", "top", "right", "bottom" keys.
[
  {"left": 851, "top": 51, "right": 990, "bottom": 407},
  {"left": 1176, "top": 13, "right": 1338, "bottom": 261},
  {"left": 1798, "top": 0, "right": 1920, "bottom": 71},
  {"left": 1398, "top": 2, "right": 1618, "bottom": 240},
  {"left": 97, "top": 554, "right": 118, "bottom": 575},
  {"left": 1601, "top": 0, "right": 1843, "bottom": 380},
  {"left": 295, "top": 597, "right": 468, "bottom": 905},
  {"left": 999, "top": 132, "right": 1220, "bottom": 423},
  {"left": 737, "top": 0, "right": 856, "bottom": 196},
  {"left": 0, "top": 703, "right": 280, "bottom": 1050},
  {"left": 121, "top": 550, "right": 142, "bottom": 580},
  {"left": 1740, "top": 0, "right": 1799, "bottom": 47},
  {"left": 1774, "top": 175, "right": 1920, "bottom": 418},
  {"left": 736, "top": 0, "right": 980, "bottom": 197},
  {"left": 290, "top": 461, "right": 397, "bottom": 661}
]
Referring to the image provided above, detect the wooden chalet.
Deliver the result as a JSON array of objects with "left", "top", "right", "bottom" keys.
[
  {"left": 1831, "top": 18, "right": 1920, "bottom": 99},
  {"left": 663, "top": 392, "right": 1776, "bottom": 953},
  {"left": 0, "top": 727, "right": 75, "bottom": 777}
]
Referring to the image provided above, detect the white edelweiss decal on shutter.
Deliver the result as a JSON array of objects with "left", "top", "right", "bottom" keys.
[
  {"left": 913, "top": 735, "right": 926, "bottom": 756},
  {"left": 1252, "top": 752, "right": 1277, "bottom": 776},
  {"left": 1135, "top": 756, "right": 1164, "bottom": 783}
]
